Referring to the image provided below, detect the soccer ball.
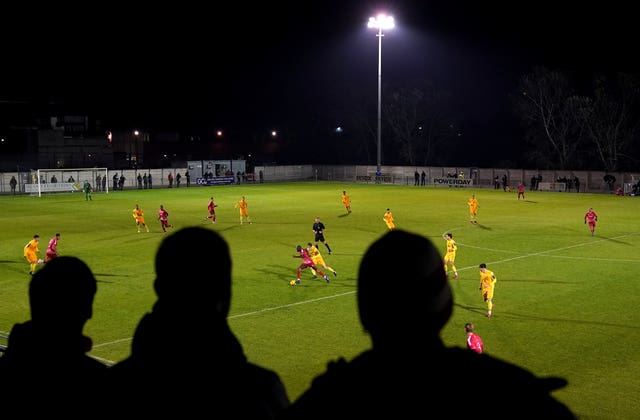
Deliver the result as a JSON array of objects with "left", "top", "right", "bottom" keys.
[
  {"left": 37, "top": 259, "right": 44, "bottom": 264},
  {"left": 289, "top": 280, "right": 297, "bottom": 286}
]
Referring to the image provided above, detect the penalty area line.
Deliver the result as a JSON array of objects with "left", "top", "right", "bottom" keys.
[{"left": 456, "top": 231, "right": 640, "bottom": 272}]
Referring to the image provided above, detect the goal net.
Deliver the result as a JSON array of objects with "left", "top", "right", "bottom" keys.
[
  {"left": 537, "top": 181, "right": 567, "bottom": 192},
  {"left": 26, "top": 168, "right": 109, "bottom": 197}
]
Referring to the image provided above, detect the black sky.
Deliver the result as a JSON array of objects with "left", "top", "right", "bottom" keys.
[{"left": 3, "top": 1, "right": 639, "bottom": 164}]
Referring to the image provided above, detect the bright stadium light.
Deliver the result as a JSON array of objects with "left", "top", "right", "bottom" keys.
[{"left": 368, "top": 13, "right": 394, "bottom": 174}]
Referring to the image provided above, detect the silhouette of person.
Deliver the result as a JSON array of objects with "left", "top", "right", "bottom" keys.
[
  {"left": 10, "top": 175, "right": 17, "bottom": 194},
  {"left": 109, "top": 227, "right": 289, "bottom": 418},
  {"left": 283, "top": 230, "right": 575, "bottom": 419},
  {"left": 0, "top": 256, "right": 107, "bottom": 413}
]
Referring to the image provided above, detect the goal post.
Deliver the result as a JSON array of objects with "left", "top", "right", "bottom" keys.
[
  {"left": 26, "top": 168, "right": 109, "bottom": 197},
  {"left": 537, "top": 181, "right": 567, "bottom": 192}
]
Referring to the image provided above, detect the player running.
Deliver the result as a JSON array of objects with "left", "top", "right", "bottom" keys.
[
  {"left": 45, "top": 233, "right": 61, "bottom": 262},
  {"left": 292, "top": 245, "right": 329, "bottom": 285},
  {"left": 479, "top": 263, "right": 497, "bottom": 317},
  {"left": 584, "top": 207, "right": 598, "bottom": 236},
  {"left": 158, "top": 204, "right": 173, "bottom": 233},
  {"left": 306, "top": 242, "right": 337, "bottom": 278},
  {"left": 443, "top": 233, "right": 459, "bottom": 280},
  {"left": 206, "top": 197, "right": 218, "bottom": 224},
  {"left": 133, "top": 204, "right": 150, "bottom": 233}
]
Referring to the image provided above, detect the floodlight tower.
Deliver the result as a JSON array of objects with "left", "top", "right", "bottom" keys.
[{"left": 367, "top": 13, "right": 395, "bottom": 174}]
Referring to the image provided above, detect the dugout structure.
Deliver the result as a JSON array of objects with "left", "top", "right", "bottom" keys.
[{"left": 27, "top": 168, "right": 109, "bottom": 197}]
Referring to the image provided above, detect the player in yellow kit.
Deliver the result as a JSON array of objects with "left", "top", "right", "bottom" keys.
[
  {"left": 24, "top": 234, "right": 42, "bottom": 275},
  {"left": 479, "top": 263, "right": 497, "bottom": 317},
  {"left": 443, "top": 233, "right": 458, "bottom": 280},
  {"left": 234, "top": 196, "right": 252, "bottom": 224},
  {"left": 341, "top": 191, "right": 351, "bottom": 214},
  {"left": 306, "top": 242, "right": 337, "bottom": 278},
  {"left": 133, "top": 204, "right": 150, "bottom": 233},
  {"left": 467, "top": 194, "right": 478, "bottom": 224},
  {"left": 383, "top": 208, "right": 395, "bottom": 230}
]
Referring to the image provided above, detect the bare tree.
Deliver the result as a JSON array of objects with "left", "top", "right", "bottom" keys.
[
  {"left": 514, "top": 67, "right": 581, "bottom": 170},
  {"left": 571, "top": 73, "right": 639, "bottom": 172},
  {"left": 384, "top": 82, "right": 455, "bottom": 166}
]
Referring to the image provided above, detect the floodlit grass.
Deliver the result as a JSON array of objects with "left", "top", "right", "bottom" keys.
[{"left": 0, "top": 182, "right": 638, "bottom": 418}]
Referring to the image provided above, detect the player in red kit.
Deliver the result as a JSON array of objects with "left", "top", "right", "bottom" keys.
[
  {"left": 158, "top": 204, "right": 173, "bottom": 233},
  {"left": 517, "top": 182, "right": 525, "bottom": 200},
  {"left": 584, "top": 207, "right": 598, "bottom": 236},
  {"left": 465, "top": 323, "right": 484, "bottom": 354},
  {"left": 206, "top": 197, "right": 218, "bottom": 223},
  {"left": 45, "top": 233, "right": 61, "bottom": 262},
  {"left": 292, "top": 245, "right": 329, "bottom": 285}
]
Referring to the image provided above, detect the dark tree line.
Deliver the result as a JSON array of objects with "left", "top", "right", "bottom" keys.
[
  {"left": 307, "top": 67, "right": 639, "bottom": 171},
  {"left": 512, "top": 67, "right": 640, "bottom": 171},
  {"left": 319, "top": 79, "right": 459, "bottom": 167}
]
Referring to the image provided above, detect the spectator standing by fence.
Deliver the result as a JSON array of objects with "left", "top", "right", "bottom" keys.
[{"left": 10, "top": 175, "right": 17, "bottom": 194}]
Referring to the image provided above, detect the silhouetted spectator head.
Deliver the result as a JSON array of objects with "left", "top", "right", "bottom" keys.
[
  {"left": 357, "top": 230, "right": 451, "bottom": 346},
  {"left": 29, "top": 256, "right": 97, "bottom": 332},
  {"left": 154, "top": 227, "right": 232, "bottom": 318}
]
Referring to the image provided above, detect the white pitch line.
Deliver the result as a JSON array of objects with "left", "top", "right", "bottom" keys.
[
  {"left": 229, "top": 291, "right": 355, "bottom": 319},
  {"left": 455, "top": 231, "right": 640, "bottom": 272},
  {"left": 537, "top": 255, "right": 640, "bottom": 263},
  {"left": 456, "top": 243, "right": 521, "bottom": 254},
  {"left": 92, "top": 337, "right": 134, "bottom": 348},
  {"left": 91, "top": 290, "right": 357, "bottom": 355}
]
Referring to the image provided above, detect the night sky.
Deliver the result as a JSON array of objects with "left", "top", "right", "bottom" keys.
[{"left": 3, "top": 1, "right": 638, "bottom": 165}]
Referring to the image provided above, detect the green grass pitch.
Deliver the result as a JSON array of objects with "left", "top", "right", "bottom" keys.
[{"left": 0, "top": 182, "right": 638, "bottom": 418}]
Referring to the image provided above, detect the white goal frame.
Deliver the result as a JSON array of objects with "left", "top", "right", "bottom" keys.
[
  {"left": 537, "top": 181, "right": 567, "bottom": 192},
  {"left": 27, "top": 168, "right": 109, "bottom": 197}
]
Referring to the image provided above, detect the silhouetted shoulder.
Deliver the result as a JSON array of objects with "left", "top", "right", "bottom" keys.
[
  {"left": 284, "top": 347, "right": 574, "bottom": 419},
  {"left": 107, "top": 227, "right": 289, "bottom": 418},
  {"left": 0, "top": 256, "right": 108, "bottom": 414}
]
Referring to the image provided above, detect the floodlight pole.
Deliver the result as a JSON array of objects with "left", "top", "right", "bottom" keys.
[
  {"left": 376, "top": 25, "right": 383, "bottom": 173},
  {"left": 368, "top": 14, "right": 394, "bottom": 174}
]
